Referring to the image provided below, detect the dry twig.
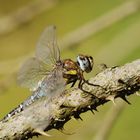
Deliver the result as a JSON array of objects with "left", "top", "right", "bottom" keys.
[
  {"left": 60, "top": 1, "right": 139, "bottom": 49},
  {"left": 0, "top": 59, "right": 140, "bottom": 140},
  {"left": 0, "top": 0, "right": 58, "bottom": 35},
  {"left": 94, "top": 101, "right": 125, "bottom": 140}
]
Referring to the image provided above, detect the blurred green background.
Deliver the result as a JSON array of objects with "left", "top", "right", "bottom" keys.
[{"left": 0, "top": 0, "right": 140, "bottom": 140}]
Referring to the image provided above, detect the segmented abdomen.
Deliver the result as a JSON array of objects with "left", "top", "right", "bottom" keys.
[
  {"left": 1, "top": 68, "right": 64, "bottom": 122},
  {"left": 2, "top": 88, "right": 43, "bottom": 122}
]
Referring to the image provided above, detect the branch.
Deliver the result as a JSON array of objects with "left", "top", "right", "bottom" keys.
[
  {"left": 94, "top": 101, "right": 125, "bottom": 140},
  {"left": 60, "top": 1, "right": 139, "bottom": 49},
  {"left": 0, "top": 59, "right": 140, "bottom": 140},
  {"left": 0, "top": 0, "right": 58, "bottom": 36}
]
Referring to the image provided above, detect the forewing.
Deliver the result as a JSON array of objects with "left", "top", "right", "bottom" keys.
[
  {"left": 17, "top": 57, "right": 50, "bottom": 90},
  {"left": 36, "top": 25, "right": 60, "bottom": 65}
]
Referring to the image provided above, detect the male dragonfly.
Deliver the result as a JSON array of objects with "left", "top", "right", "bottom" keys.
[{"left": 3, "top": 25, "right": 96, "bottom": 121}]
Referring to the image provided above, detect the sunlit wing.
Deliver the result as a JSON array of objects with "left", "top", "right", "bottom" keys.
[
  {"left": 17, "top": 57, "right": 50, "bottom": 91},
  {"left": 36, "top": 25, "right": 60, "bottom": 65},
  {"left": 17, "top": 25, "right": 61, "bottom": 90},
  {"left": 39, "top": 66, "right": 65, "bottom": 99}
]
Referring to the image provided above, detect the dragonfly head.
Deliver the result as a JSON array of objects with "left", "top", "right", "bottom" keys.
[{"left": 77, "top": 54, "right": 94, "bottom": 73}]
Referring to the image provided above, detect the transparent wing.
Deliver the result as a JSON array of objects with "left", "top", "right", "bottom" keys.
[
  {"left": 17, "top": 57, "right": 50, "bottom": 90},
  {"left": 38, "top": 66, "right": 66, "bottom": 99},
  {"left": 21, "top": 66, "right": 66, "bottom": 108},
  {"left": 18, "top": 26, "right": 61, "bottom": 90},
  {"left": 36, "top": 25, "right": 60, "bottom": 65}
]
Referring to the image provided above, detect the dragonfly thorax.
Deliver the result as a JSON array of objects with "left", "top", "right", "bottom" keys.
[
  {"left": 62, "top": 59, "right": 82, "bottom": 84},
  {"left": 77, "top": 54, "right": 93, "bottom": 73}
]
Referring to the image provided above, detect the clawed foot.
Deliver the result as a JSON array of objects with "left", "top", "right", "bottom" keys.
[
  {"left": 84, "top": 80, "right": 106, "bottom": 91},
  {"left": 78, "top": 80, "right": 106, "bottom": 97}
]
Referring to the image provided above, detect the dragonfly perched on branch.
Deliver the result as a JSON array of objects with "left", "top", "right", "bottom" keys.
[{"left": 3, "top": 25, "right": 97, "bottom": 121}]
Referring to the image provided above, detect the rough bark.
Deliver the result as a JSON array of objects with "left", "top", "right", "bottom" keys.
[{"left": 0, "top": 59, "right": 140, "bottom": 140}]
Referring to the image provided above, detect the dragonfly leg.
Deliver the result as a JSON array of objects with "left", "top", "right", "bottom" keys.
[
  {"left": 78, "top": 79, "right": 94, "bottom": 96},
  {"left": 84, "top": 79, "right": 106, "bottom": 91},
  {"left": 85, "top": 80, "right": 101, "bottom": 87},
  {"left": 66, "top": 79, "right": 77, "bottom": 87},
  {"left": 71, "top": 80, "right": 77, "bottom": 87},
  {"left": 78, "top": 78, "right": 106, "bottom": 96}
]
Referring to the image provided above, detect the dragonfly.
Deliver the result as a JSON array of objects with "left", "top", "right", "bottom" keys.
[{"left": 2, "top": 25, "right": 97, "bottom": 121}]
